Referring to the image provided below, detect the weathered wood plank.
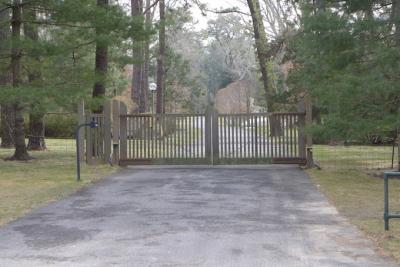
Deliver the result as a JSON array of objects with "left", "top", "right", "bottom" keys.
[
  {"left": 119, "top": 103, "right": 128, "bottom": 163},
  {"left": 104, "top": 101, "right": 112, "bottom": 163}
]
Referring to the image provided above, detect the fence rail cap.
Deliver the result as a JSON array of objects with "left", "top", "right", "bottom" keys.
[{"left": 384, "top": 172, "right": 400, "bottom": 177}]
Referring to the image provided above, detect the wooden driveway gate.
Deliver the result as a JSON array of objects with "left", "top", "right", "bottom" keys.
[{"left": 118, "top": 109, "right": 307, "bottom": 166}]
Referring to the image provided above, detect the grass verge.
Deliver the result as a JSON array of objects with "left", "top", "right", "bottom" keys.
[
  {"left": 308, "top": 168, "right": 400, "bottom": 262},
  {"left": 0, "top": 139, "right": 117, "bottom": 226}
]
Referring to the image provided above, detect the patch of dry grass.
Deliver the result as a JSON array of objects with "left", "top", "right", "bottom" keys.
[
  {"left": 308, "top": 169, "right": 400, "bottom": 262},
  {"left": 0, "top": 139, "right": 117, "bottom": 225}
]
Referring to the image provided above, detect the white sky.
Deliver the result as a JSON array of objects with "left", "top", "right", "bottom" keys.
[
  {"left": 192, "top": 0, "right": 244, "bottom": 29},
  {"left": 119, "top": 0, "right": 247, "bottom": 30}
]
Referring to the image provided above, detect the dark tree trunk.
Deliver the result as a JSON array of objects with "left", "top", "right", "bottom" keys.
[
  {"left": 143, "top": 0, "right": 151, "bottom": 113},
  {"left": 139, "top": 58, "right": 147, "bottom": 113},
  {"left": 392, "top": 0, "right": 400, "bottom": 45},
  {"left": 315, "top": 0, "right": 326, "bottom": 12},
  {"left": 27, "top": 113, "right": 46, "bottom": 150},
  {"left": 1, "top": 105, "right": 14, "bottom": 148},
  {"left": 156, "top": 0, "right": 165, "bottom": 114},
  {"left": 247, "top": 0, "right": 282, "bottom": 136},
  {"left": 23, "top": 3, "right": 46, "bottom": 150},
  {"left": 246, "top": 0, "right": 274, "bottom": 112},
  {"left": 92, "top": 0, "right": 109, "bottom": 113},
  {"left": 9, "top": 0, "right": 30, "bottom": 161},
  {"left": 131, "top": 0, "right": 145, "bottom": 113},
  {"left": 0, "top": 7, "right": 14, "bottom": 148}
]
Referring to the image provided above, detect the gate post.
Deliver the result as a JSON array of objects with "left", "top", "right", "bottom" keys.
[
  {"left": 77, "top": 99, "right": 85, "bottom": 162},
  {"left": 305, "top": 94, "right": 314, "bottom": 168},
  {"left": 86, "top": 114, "right": 94, "bottom": 164},
  {"left": 104, "top": 100, "right": 112, "bottom": 164},
  {"left": 212, "top": 109, "right": 219, "bottom": 164},
  {"left": 112, "top": 100, "right": 120, "bottom": 165},
  {"left": 297, "top": 100, "right": 307, "bottom": 164},
  {"left": 119, "top": 102, "right": 128, "bottom": 166},
  {"left": 205, "top": 107, "right": 212, "bottom": 164}
]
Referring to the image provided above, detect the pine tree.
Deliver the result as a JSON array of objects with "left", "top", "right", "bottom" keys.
[{"left": 0, "top": 7, "right": 14, "bottom": 148}]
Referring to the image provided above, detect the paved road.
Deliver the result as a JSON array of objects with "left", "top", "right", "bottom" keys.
[{"left": 0, "top": 166, "right": 397, "bottom": 267}]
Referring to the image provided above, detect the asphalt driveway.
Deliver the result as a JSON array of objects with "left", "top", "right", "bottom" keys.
[{"left": 0, "top": 165, "right": 397, "bottom": 267}]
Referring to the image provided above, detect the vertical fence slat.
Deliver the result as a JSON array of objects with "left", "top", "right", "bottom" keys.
[{"left": 119, "top": 104, "right": 127, "bottom": 162}]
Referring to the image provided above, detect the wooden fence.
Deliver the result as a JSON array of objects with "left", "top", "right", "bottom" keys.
[{"left": 79, "top": 100, "right": 309, "bottom": 166}]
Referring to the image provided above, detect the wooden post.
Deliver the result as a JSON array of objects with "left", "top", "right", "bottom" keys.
[
  {"left": 205, "top": 106, "right": 212, "bottom": 164},
  {"left": 212, "top": 109, "right": 219, "bottom": 164},
  {"left": 120, "top": 102, "right": 128, "bottom": 165},
  {"left": 104, "top": 100, "right": 112, "bottom": 164},
  {"left": 305, "top": 94, "right": 314, "bottom": 168},
  {"left": 86, "top": 114, "right": 93, "bottom": 164},
  {"left": 397, "top": 130, "right": 400, "bottom": 171},
  {"left": 77, "top": 99, "right": 85, "bottom": 162},
  {"left": 297, "top": 99, "right": 307, "bottom": 163},
  {"left": 112, "top": 100, "right": 120, "bottom": 165}
]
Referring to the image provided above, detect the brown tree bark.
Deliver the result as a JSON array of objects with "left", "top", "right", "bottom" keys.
[
  {"left": 156, "top": 0, "right": 165, "bottom": 114},
  {"left": 392, "top": 0, "right": 400, "bottom": 45},
  {"left": 27, "top": 113, "right": 46, "bottom": 150},
  {"left": 142, "top": 0, "right": 151, "bottom": 113},
  {"left": 1, "top": 106, "right": 15, "bottom": 148},
  {"left": 131, "top": 0, "right": 146, "bottom": 113},
  {"left": 314, "top": 0, "right": 326, "bottom": 12},
  {"left": 9, "top": 0, "right": 31, "bottom": 160},
  {"left": 391, "top": 0, "right": 400, "bottom": 171},
  {"left": 92, "top": 0, "right": 109, "bottom": 113},
  {"left": 23, "top": 3, "right": 46, "bottom": 150},
  {"left": 247, "top": 0, "right": 274, "bottom": 112},
  {"left": 0, "top": 9, "right": 14, "bottom": 148}
]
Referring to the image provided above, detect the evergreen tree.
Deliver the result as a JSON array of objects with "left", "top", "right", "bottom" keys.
[{"left": 289, "top": 0, "right": 400, "bottom": 141}]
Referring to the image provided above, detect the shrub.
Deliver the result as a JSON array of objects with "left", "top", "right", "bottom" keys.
[{"left": 44, "top": 114, "right": 77, "bottom": 138}]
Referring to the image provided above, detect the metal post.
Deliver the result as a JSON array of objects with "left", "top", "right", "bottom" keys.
[
  {"left": 383, "top": 172, "right": 400, "bottom": 231},
  {"left": 384, "top": 173, "right": 389, "bottom": 230},
  {"left": 76, "top": 127, "right": 82, "bottom": 181}
]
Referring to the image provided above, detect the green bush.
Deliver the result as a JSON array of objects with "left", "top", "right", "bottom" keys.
[{"left": 44, "top": 114, "right": 77, "bottom": 138}]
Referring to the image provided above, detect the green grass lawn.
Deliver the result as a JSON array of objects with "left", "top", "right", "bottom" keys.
[
  {"left": 0, "top": 139, "right": 117, "bottom": 225},
  {"left": 314, "top": 144, "right": 397, "bottom": 170},
  {"left": 308, "top": 168, "right": 400, "bottom": 263}
]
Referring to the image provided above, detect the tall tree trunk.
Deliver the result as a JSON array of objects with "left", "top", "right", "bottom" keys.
[
  {"left": 0, "top": 8, "right": 14, "bottom": 148},
  {"left": 142, "top": 0, "right": 151, "bottom": 113},
  {"left": 23, "top": 4, "right": 46, "bottom": 150},
  {"left": 1, "top": 106, "right": 14, "bottom": 148},
  {"left": 131, "top": 0, "right": 145, "bottom": 113},
  {"left": 392, "top": 0, "right": 400, "bottom": 45},
  {"left": 315, "top": 0, "right": 326, "bottom": 12},
  {"left": 9, "top": 0, "right": 30, "bottom": 160},
  {"left": 246, "top": 0, "right": 273, "bottom": 112},
  {"left": 392, "top": 0, "right": 400, "bottom": 171},
  {"left": 92, "top": 0, "right": 109, "bottom": 113},
  {"left": 247, "top": 0, "right": 282, "bottom": 136},
  {"left": 156, "top": 0, "right": 165, "bottom": 114}
]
